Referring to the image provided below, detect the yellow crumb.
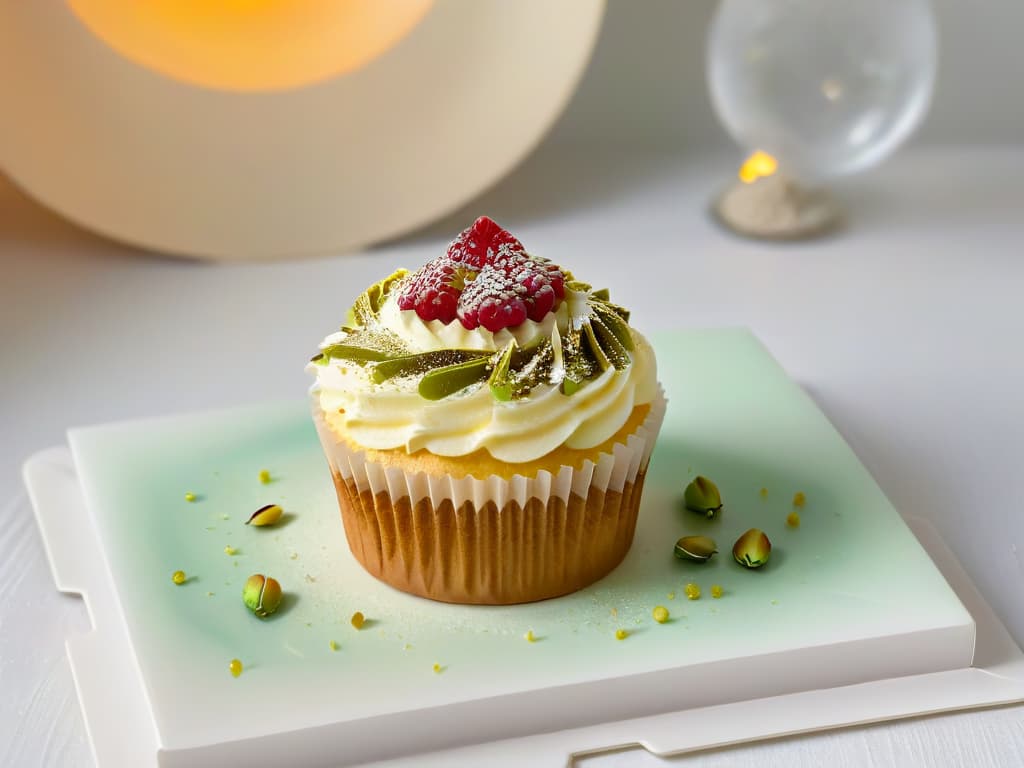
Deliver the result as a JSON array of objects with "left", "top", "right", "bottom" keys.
[
  {"left": 432, "top": 663, "right": 443, "bottom": 673},
  {"left": 184, "top": 492, "right": 196, "bottom": 503},
  {"left": 667, "top": 592, "right": 676, "bottom": 600},
  {"left": 711, "top": 584, "right": 724, "bottom": 599},
  {"left": 760, "top": 487, "right": 768, "bottom": 499},
  {"left": 171, "top": 570, "right": 186, "bottom": 585},
  {"left": 259, "top": 469, "right": 271, "bottom": 484},
  {"left": 229, "top": 659, "right": 242, "bottom": 677},
  {"left": 786, "top": 511, "right": 801, "bottom": 527},
  {"left": 685, "top": 583, "right": 701, "bottom": 601},
  {"left": 223, "top": 545, "right": 237, "bottom": 556},
  {"left": 793, "top": 491, "right": 806, "bottom": 507},
  {"left": 351, "top": 611, "right": 365, "bottom": 629},
  {"left": 329, "top": 640, "right": 339, "bottom": 652},
  {"left": 525, "top": 630, "right": 537, "bottom": 643},
  {"left": 652, "top": 606, "right": 670, "bottom": 624}
]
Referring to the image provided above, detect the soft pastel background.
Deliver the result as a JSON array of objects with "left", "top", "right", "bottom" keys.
[{"left": 3, "top": 1, "right": 1024, "bottom": 766}]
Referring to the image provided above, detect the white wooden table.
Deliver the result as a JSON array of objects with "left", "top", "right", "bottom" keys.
[{"left": 3, "top": 144, "right": 1024, "bottom": 766}]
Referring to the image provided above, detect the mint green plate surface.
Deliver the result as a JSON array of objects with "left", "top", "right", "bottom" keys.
[{"left": 68, "top": 329, "right": 973, "bottom": 753}]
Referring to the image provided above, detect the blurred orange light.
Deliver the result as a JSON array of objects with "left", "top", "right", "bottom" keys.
[{"left": 67, "top": 0, "right": 434, "bottom": 92}]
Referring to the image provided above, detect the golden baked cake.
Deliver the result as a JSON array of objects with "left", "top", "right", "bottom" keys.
[{"left": 309, "top": 216, "right": 664, "bottom": 604}]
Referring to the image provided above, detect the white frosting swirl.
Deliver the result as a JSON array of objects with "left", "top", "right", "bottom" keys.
[{"left": 309, "top": 293, "right": 657, "bottom": 463}]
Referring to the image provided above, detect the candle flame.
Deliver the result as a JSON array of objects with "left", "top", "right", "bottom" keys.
[{"left": 738, "top": 151, "right": 778, "bottom": 184}]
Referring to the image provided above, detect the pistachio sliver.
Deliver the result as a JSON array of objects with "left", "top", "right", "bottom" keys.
[
  {"left": 372, "top": 349, "right": 488, "bottom": 384},
  {"left": 346, "top": 268, "right": 409, "bottom": 327},
  {"left": 581, "top": 320, "right": 612, "bottom": 371},
  {"left": 488, "top": 340, "right": 518, "bottom": 401},
  {"left": 591, "top": 287, "right": 610, "bottom": 301},
  {"left": 560, "top": 376, "right": 583, "bottom": 396},
  {"left": 319, "top": 344, "right": 391, "bottom": 363},
  {"left": 592, "top": 302, "right": 634, "bottom": 351},
  {"left": 418, "top": 356, "right": 490, "bottom": 400},
  {"left": 590, "top": 315, "right": 632, "bottom": 369},
  {"left": 246, "top": 503, "right": 283, "bottom": 527}
]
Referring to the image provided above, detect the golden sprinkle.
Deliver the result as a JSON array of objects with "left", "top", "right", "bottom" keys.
[
  {"left": 525, "top": 630, "right": 537, "bottom": 643},
  {"left": 793, "top": 491, "right": 806, "bottom": 508},
  {"left": 351, "top": 611, "right": 365, "bottom": 630},
  {"left": 432, "top": 663, "right": 442, "bottom": 673},
  {"left": 786, "top": 511, "right": 801, "bottom": 528},
  {"left": 259, "top": 469, "right": 272, "bottom": 484},
  {"left": 615, "top": 629, "right": 629, "bottom": 640},
  {"left": 652, "top": 606, "right": 670, "bottom": 624},
  {"left": 329, "top": 640, "right": 339, "bottom": 652},
  {"left": 760, "top": 487, "right": 768, "bottom": 499},
  {"left": 184, "top": 492, "right": 197, "bottom": 503},
  {"left": 711, "top": 584, "right": 724, "bottom": 599},
  {"left": 229, "top": 659, "right": 243, "bottom": 678},
  {"left": 224, "top": 545, "right": 237, "bottom": 556},
  {"left": 171, "top": 570, "right": 186, "bottom": 585},
  {"left": 685, "top": 583, "right": 701, "bottom": 601}
]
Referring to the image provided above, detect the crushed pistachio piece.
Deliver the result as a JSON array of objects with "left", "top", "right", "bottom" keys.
[
  {"left": 172, "top": 570, "right": 187, "bottom": 585},
  {"left": 674, "top": 535, "right": 718, "bottom": 563},
  {"left": 652, "top": 606, "right": 670, "bottom": 624},
  {"left": 793, "top": 491, "right": 806, "bottom": 507},
  {"left": 432, "top": 663, "right": 443, "bottom": 673},
  {"left": 684, "top": 583, "right": 701, "bottom": 600},
  {"left": 615, "top": 629, "right": 629, "bottom": 640},
  {"left": 242, "top": 574, "right": 283, "bottom": 618},
  {"left": 184, "top": 492, "right": 197, "bottom": 503},
  {"left": 711, "top": 584, "right": 724, "bottom": 599},
  {"left": 351, "top": 611, "right": 366, "bottom": 630},
  {"left": 787, "top": 511, "right": 801, "bottom": 528},
  {"left": 229, "top": 659, "right": 243, "bottom": 678},
  {"left": 259, "top": 469, "right": 272, "bottom": 484},
  {"left": 224, "top": 545, "right": 238, "bottom": 556},
  {"left": 684, "top": 476, "right": 723, "bottom": 518},
  {"left": 733, "top": 528, "right": 772, "bottom": 568},
  {"left": 329, "top": 640, "right": 339, "bottom": 652}
]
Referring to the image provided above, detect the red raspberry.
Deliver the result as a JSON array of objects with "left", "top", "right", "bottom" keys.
[{"left": 397, "top": 216, "right": 565, "bottom": 332}]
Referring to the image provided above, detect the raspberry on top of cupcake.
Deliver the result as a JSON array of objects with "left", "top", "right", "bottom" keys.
[{"left": 309, "top": 216, "right": 658, "bottom": 464}]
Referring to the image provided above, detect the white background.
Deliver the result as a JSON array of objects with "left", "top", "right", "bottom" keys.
[{"left": 4, "top": 1, "right": 1024, "bottom": 766}]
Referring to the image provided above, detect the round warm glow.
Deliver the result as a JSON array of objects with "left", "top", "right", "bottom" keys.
[{"left": 67, "top": 0, "right": 435, "bottom": 91}]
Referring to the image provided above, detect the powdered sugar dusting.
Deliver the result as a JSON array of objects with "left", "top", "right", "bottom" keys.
[{"left": 397, "top": 216, "right": 565, "bottom": 333}]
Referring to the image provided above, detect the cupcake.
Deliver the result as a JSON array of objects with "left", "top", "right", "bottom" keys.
[{"left": 309, "top": 216, "right": 664, "bottom": 604}]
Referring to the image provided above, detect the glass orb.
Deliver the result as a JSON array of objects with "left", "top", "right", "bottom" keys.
[{"left": 707, "top": 0, "right": 938, "bottom": 181}]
